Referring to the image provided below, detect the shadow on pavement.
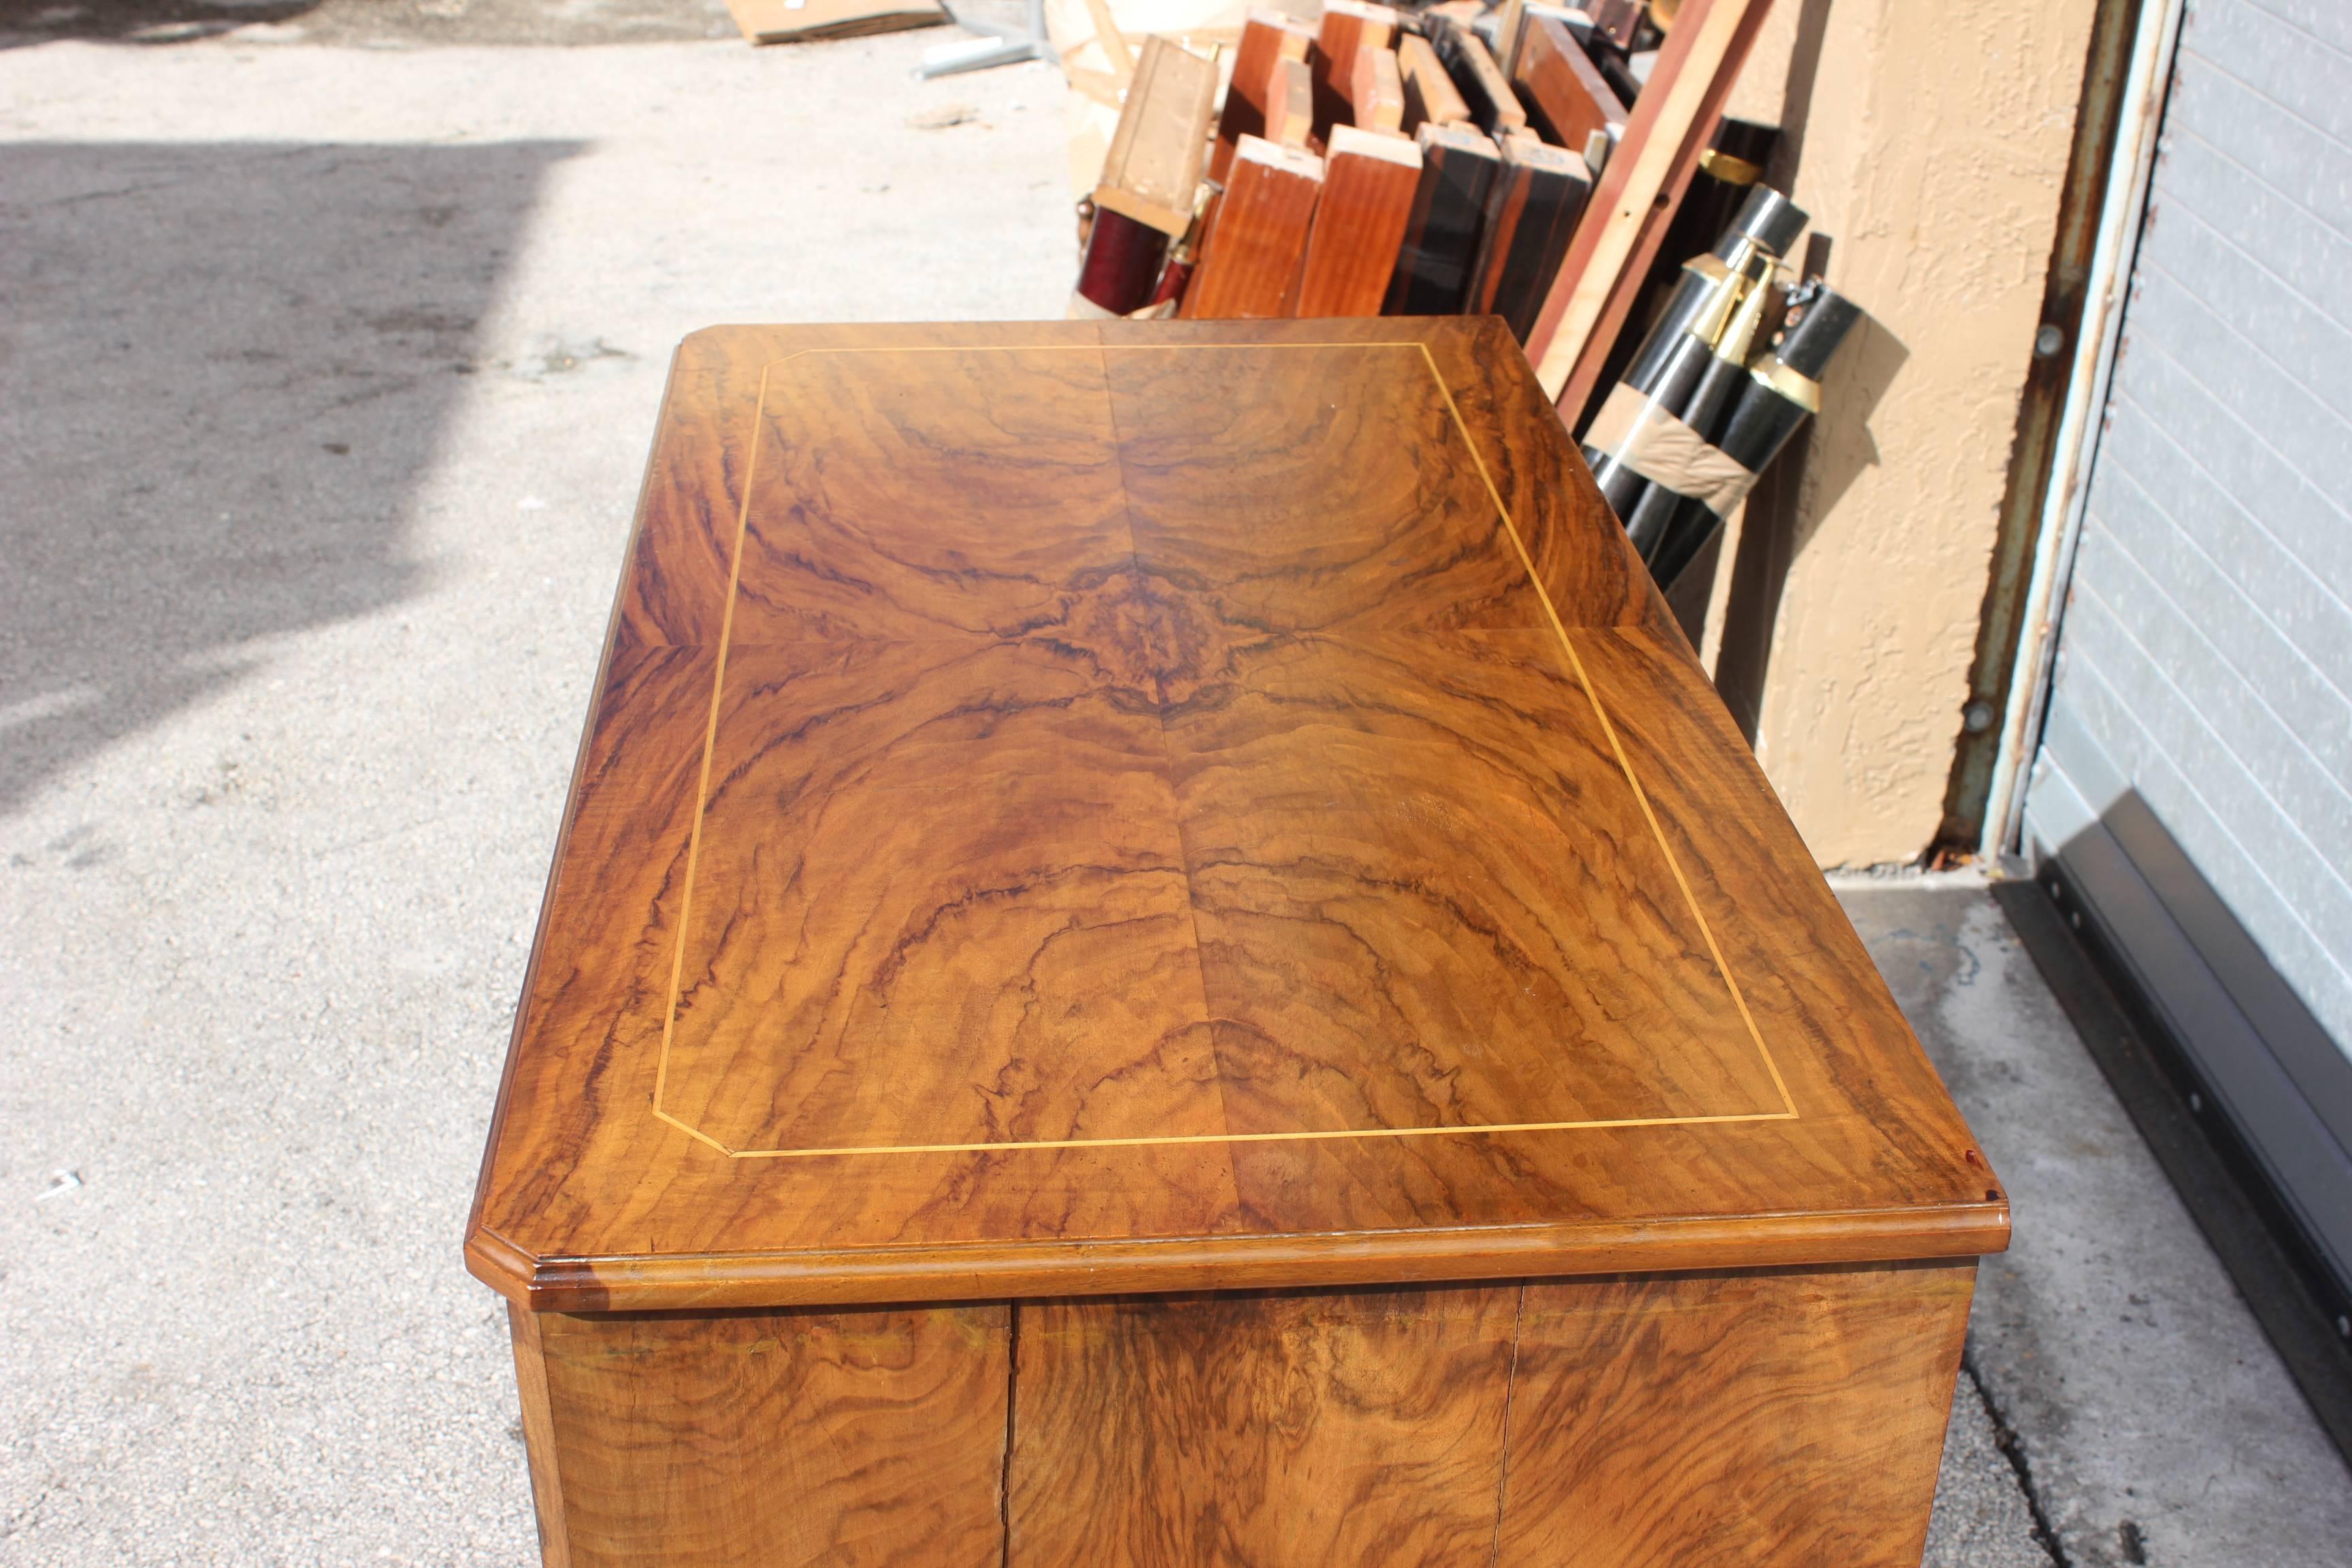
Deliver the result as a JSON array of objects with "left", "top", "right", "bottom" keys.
[
  {"left": 0, "top": 0, "right": 734, "bottom": 46},
  {"left": 0, "top": 139, "right": 581, "bottom": 812}
]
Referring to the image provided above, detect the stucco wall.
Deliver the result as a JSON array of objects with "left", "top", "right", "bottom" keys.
[{"left": 1706, "top": 0, "right": 2098, "bottom": 866}]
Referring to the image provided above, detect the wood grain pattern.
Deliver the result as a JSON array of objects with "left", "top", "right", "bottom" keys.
[
  {"left": 509, "top": 1306, "right": 574, "bottom": 1568},
  {"left": 1511, "top": 14, "right": 1627, "bottom": 155},
  {"left": 524, "top": 1305, "right": 1009, "bottom": 1567},
  {"left": 1398, "top": 32, "right": 1471, "bottom": 131},
  {"left": 1094, "top": 35, "right": 1219, "bottom": 238},
  {"left": 1426, "top": 15, "right": 1528, "bottom": 137},
  {"left": 1010, "top": 1286, "right": 1517, "bottom": 1566},
  {"left": 1291, "top": 125, "right": 1420, "bottom": 318},
  {"left": 1209, "top": 9, "right": 1315, "bottom": 184},
  {"left": 1469, "top": 131, "right": 1593, "bottom": 342},
  {"left": 1311, "top": 0, "right": 1399, "bottom": 142},
  {"left": 1386, "top": 120, "right": 1500, "bottom": 314},
  {"left": 1262, "top": 54, "right": 1315, "bottom": 150},
  {"left": 468, "top": 317, "right": 2005, "bottom": 1314},
  {"left": 1496, "top": 1262, "right": 1976, "bottom": 1566},
  {"left": 1181, "top": 137, "right": 1322, "bottom": 319},
  {"left": 1347, "top": 42, "right": 1405, "bottom": 135}
]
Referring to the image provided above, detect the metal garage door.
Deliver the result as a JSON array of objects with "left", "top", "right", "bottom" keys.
[{"left": 2019, "top": 0, "right": 2352, "bottom": 1298}]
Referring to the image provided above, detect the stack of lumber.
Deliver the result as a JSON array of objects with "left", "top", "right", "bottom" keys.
[
  {"left": 1061, "top": 0, "right": 1849, "bottom": 611},
  {"left": 1070, "top": 0, "right": 1778, "bottom": 389}
]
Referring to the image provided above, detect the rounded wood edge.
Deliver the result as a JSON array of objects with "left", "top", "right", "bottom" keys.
[
  {"left": 466, "top": 1224, "right": 544, "bottom": 1309},
  {"left": 474, "top": 1202, "right": 2009, "bottom": 1314}
]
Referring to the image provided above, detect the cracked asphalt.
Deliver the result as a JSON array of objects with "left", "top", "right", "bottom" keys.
[{"left": 1, "top": 7, "right": 2345, "bottom": 1564}]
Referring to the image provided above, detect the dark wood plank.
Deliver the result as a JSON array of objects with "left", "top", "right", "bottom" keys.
[
  {"left": 1010, "top": 1286, "right": 1516, "bottom": 1566},
  {"left": 529, "top": 1305, "right": 1010, "bottom": 1567},
  {"left": 1467, "top": 132, "right": 1592, "bottom": 341},
  {"left": 1495, "top": 1262, "right": 1975, "bottom": 1566},
  {"left": 1385, "top": 121, "right": 1499, "bottom": 314}
]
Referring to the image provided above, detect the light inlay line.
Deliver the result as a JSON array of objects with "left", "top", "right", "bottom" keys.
[{"left": 649, "top": 335, "right": 1796, "bottom": 1157}]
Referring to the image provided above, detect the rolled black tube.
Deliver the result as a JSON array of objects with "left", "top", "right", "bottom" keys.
[
  {"left": 1621, "top": 293, "right": 1769, "bottom": 557},
  {"left": 1580, "top": 185, "right": 1807, "bottom": 524},
  {"left": 1584, "top": 324, "right": 1713, "bottom": 517},
  {"left": 1715, "top": 184, "right": 1807, "bottom": 262},
  {"left": 1618, "top": 187, "right": 1806, "bottom": 393},
  {"left": 1644, "top": 389, "right": 1808, "bottom": 585},
  {"left": 1590, "top": 248, "right": 1768, "bottom": 524},
  {"left": 1646, "top": 286, "right": 1864, "bottom": 588}
]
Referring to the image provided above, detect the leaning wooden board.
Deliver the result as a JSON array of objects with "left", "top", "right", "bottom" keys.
[{"left": 468, "top": 317, "right": 2008, "bottom": 1568}]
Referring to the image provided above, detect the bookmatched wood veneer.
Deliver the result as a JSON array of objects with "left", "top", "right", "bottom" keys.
[{"left": 472, "top": 318, "right": 2006, "bottom": 1566}]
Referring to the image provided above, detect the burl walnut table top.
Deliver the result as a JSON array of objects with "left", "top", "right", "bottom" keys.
[{"left": 467, "top": 318, "right": 2006, "bottom": 1313}]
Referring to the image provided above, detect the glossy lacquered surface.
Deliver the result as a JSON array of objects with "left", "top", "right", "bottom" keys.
[
  {"left": 510, "top": 1262, "right": 1975, "bottom": 1568},
  {"left": 467, "top": 318, "right": 2005, "bottom": 1312}
]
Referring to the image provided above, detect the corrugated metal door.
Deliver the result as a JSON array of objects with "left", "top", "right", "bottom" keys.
[{"left": 2020, "top": 0, "right": 2352, "bottom": 1293}]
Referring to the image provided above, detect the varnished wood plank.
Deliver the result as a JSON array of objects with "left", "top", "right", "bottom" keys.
[
  {"left": 1467, "top": 131, "right": 1592, "bottom": 342},
  {"left": 1311, "top": 0, "right": 1401, "bottom": 143},
  {"left": 1262, "top": 54, "right": 1315, "bottom": 149},
  {"left": 532, "top": 1305, "right": 1009, "bottom": 1567},
  {"left": 1292, "top": 124, "right": 1420, "bottom": 318},
  {"left": 1397, "top": 33, "right": 1471, "bottom": 132},
  {"left": 1495, "top": 1262, "right": 1976, "bottom": 1566},
  {"left": 470, "top": 317, "right": 2005, "bottom": 1313},
  {"left": 1346, "top": 41, "right": 1405, "bottom": 135},
  {"left": 1210, "top": 10, "right": 1315, "bottom": 184},
  {"left": 1180, "top": 137, "right": 1322, "bottom": 319},
  {"left": 1384, "top": 122, "right": 1498, "bottom": 316},
  {"left": 1510, "top": 14, "right": 1626, "bottom": 157},
  {"left": 1011, "top": 1286, "right": 1516, "bottom": 1566},
  {"left": 509, "top": 1305, "right": 574, "bottom": 1568},
  {"left": 660, "top": 638, "right": 1223, "bottom": 1156}
]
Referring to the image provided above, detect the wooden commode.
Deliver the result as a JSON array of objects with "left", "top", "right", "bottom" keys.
[{"left": 467, "top": 317, "right": 2009, "bottom": 1567}]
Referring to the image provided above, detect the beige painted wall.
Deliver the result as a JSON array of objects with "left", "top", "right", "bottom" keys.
[{"left": 1701, "top": 0, "right": 2097, "bottom": 866}]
